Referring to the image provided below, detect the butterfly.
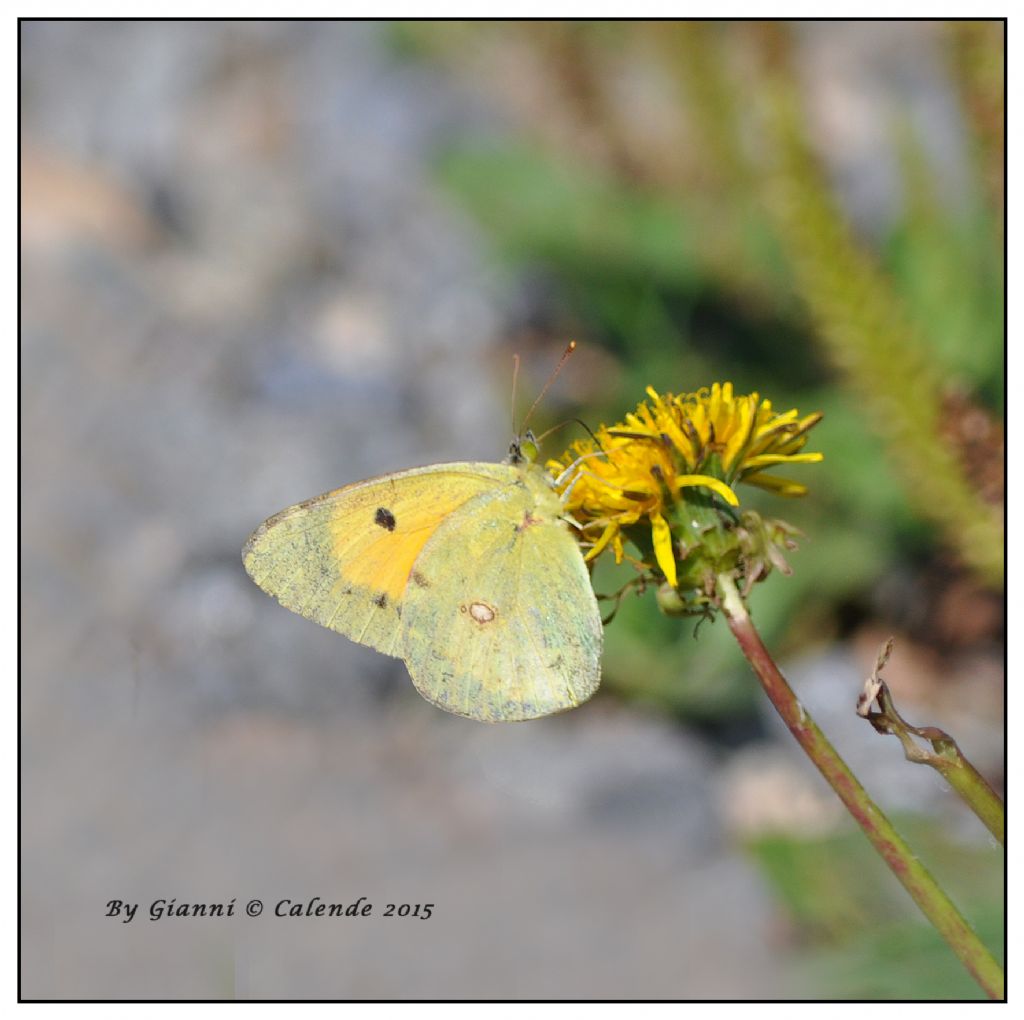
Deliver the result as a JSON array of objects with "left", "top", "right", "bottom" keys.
[{"left": 242, "top": 382, "right": 603, "bottom": 722}]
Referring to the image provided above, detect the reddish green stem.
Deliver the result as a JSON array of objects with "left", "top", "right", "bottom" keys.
[{"left": 717, "top": 575, "right": 1004, "bottom": 999}]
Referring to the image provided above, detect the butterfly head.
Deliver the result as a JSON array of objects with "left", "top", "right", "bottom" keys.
[{"left": 508, "top": 429, "right": 539, "bottom": 465}]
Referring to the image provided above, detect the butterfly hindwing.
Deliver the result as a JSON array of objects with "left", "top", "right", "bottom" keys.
[
  {"left": 401, "top": 462, "right": 603, "bottom": 721},
  {"left": 242, "top": 463, "right": 511, "bottom": 656}
]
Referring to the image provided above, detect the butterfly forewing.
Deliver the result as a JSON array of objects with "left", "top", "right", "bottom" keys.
[{"left": 242, "top": 463, "right": 511, "bottom": 656}]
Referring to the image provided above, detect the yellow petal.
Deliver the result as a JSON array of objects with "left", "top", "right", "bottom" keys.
[
  {"left": 611, "top": 532, "right": 625, "bottom": 563},
  {"left": 675, "top": 473, "right": 740, "bottom": 507},
  {"left": 722, "top": 395, "right": 754, "bottom": 470},
  {"left": 584, "top": 522, "right": 618, "bottom": 562},
  {"left": 743, "top": 452, "right": 824, "bottom": 469},
  {"left": 650, "top": 512, "right": 678, "bottom": 588},
  {"left": 742, "top": 472, "right": 808, "bottom": 496}
]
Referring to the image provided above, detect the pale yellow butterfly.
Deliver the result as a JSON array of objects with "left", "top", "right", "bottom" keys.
[{"left": 242, "top": 345, "right": 602, "bottom": 722}]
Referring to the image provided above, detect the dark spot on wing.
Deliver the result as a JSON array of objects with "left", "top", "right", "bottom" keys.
[
  {"left": 411, "top": 570, "right": 430, "bottom": 588},
  {"left": 374, "top": 507, "right": 396, "bottom": 531},
  {"left": 373, "top": 592, "right": 388, "bottom": 609}
]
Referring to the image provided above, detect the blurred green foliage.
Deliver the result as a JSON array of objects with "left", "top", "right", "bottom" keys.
[
  {"left": 747, "top": 817, "right": 1004, "bottom": 998},
  {"left": 884, "top": 121, "right": 1004, "bottom": 409}
]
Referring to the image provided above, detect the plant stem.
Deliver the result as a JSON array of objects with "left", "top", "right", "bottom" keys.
[
  {"left": 863, "top": 676, "right": 1004, "bottom": 845},
  {"left": 942, "top": 753, "right": 1005, "bottom": 845},
  {"left": 717, "top": 574, "right": 1004, "bottom": 1000}
]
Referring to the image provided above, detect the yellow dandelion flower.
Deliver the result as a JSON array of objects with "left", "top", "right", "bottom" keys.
[{"left": 548, "top": 383, "right": 823, "bottom": 593}]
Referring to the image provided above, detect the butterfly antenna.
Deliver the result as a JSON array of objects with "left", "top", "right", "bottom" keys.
[
  {"left": 519, "top": 340, "right": 577, "bottom": 436},
  {"left": 511, "top": 352, "right": 522, "bottom": 437},
  {"left": 534, "top": 416, "right": 599, "bottom": 447}
]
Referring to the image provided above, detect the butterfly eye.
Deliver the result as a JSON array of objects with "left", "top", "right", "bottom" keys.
[{"left": 519, "top": 432, "right": 539, "bottom": 463}]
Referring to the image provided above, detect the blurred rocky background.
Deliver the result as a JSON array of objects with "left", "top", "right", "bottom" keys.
[{"left": 21, "top": 20, "right": 1003, "bottom": 999}]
